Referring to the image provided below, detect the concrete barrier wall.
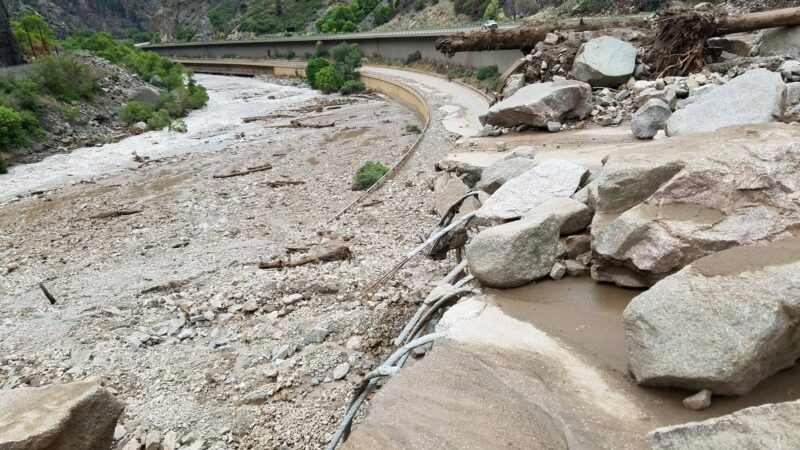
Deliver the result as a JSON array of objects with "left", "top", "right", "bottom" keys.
[
  {"left": 174, "top": 58, "right": 427, "bottom": 122},
  {"left": 149, "top": 37, "right": 522, "bottom": 73}
]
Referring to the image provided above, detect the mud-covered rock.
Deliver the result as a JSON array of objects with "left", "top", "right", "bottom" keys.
[
  {"left": 0, "top": 379, "right": 124, "bottom": 450},
  {"left": 591, "top": 123, "right": 800, "bottom": 286},
  {"left": 757, "top": 26, "right": 800, "bottom": 59},
  {"left": 666, "top": 69, "right": 786, "bottom": 136},
  {"left": 477, "top": 159, "right": 587, "bottom": 222},
  {"left": 476, "top": 157, "right": 537, "bottom": 194},
  {"left": 631, "top": 99, "right": 672, "bottom": 139},
  {"left": 467, "top": 198, "right": 590, "bottom": 288},
  {"left": 624, "top": 239, "right": 800, "bottom": 395},
  {"left": 649, "top": 400, "right": 800, "bottom": 449},
  {"left": 481, "top": 81, "right": 592, "bottom": 128}
]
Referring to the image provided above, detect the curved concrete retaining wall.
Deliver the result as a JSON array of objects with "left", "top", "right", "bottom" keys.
[{"left": 358, "top": 72, "right": 428, "bottom": 122}]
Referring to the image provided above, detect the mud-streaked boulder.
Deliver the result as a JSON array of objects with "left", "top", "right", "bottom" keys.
[
  {"left": 666, "top": 69, "right": 786, "bottom": 136},
  {"left": 0, "top": 379, "right": 124, "bottom": 450},
  {"left": 477, "top": 159, "right": 588, "bottom": 222},
  {"left": 481, "top": 81, "right": 592, "bottom": 128},
  {"left": 624, "top": 238, "right": 800, "bottom": 395},
  {"left": 467, "top": 198, "right": 591, "bottom": 288},
  {"left": 571, "top": 36, "right": 637, "bottom": 88},
  {"left": 501, "top": 74, "right": 525, "bottom": 98},
  {"left": 591, "top": 123, "right": 800, "bottom": 287},
  {"left": 432, "top": 172, "right": 481, "bottom": 218},
  {"left": 476, "top": 157, "right": 537, "bottom": 194},
  {"left": 757, "top": 26, "right": 800, "bottom": 59},
  {"left": 631, "top": 99, "right": 672, "bottom": 139},
  {"left": 648, "top": 400, "right": 800, "bottom": 449}
]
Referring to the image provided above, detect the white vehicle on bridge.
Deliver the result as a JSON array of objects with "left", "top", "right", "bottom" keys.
[{"left": 482, "top": 20, "right": 498, "bottom": 29}]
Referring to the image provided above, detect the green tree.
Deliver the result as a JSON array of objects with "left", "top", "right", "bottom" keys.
[
  {"left": 175, "top": 25, "right": 197, "bottom": 42},
  {"left": 331, "top": 42, "right": 362, "bottom": 80},
  {"left": 208, "top": 3, "right": 238, "bottom": 33},
  {"left": 11, "top": 11, "right": 55, "bottom": 57}
]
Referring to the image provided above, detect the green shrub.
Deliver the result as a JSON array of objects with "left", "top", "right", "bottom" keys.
[
  {"left": 414, "top": 0, "right": 426, "bottom": 11},
  {"left": 208, "top": 3, "right": 238, "bottom": 33},
  {"left": 340, "top": 80, "right": 366, "bottom": 94},
  {"left": 306, "top": 57, "right": 332, "bottom": 88},
  {"left": 176, "top": 26, "right": 197, "bottom": 42},
  {"left": 316, "top": 0, "right": 380, "bottom": 33},
  {"left": 286, "top": 50, "right": 296, "bottom": 60},
  {"left": 62, "top": 106, "right": 81, "bottom": 123},
  {"left": 405, "top": 124, "right": 422, "bottom": 134},
  {"left": 0, "top": 105, "right": 42, "bottom": 150},
  {"left": 404, "top": 50, "right": 422, "bottom": 66},
  {"left": 11, "top": 11, "right": 56, "bottom": 57},
  {"left": 33, "top": 57, "right": 99, "bottom": 102},
  {"left": 146, "top": 110, "right": 172, "bottom": 131},
  {"left": 314, "top": 66, "right": 345, "bottom": 93},
  {"left": 353, "top": 161, "right": 389, "bottom": 190},
  {"left": 475, "top": 65, "right": 498, "bottom": 81},
  {"left": 373, "top": 5, "right": 395, "bottom": 25},
  {"left": 120, "top": 101, "right": 154, "bottom": 125},
  {"left": 314, "top": 41, "right": 329, "bottom": 58},
  {"left": 0, "top": 156, "right": 6, "bottom": 174},
  {"left": 170, "top": 119, "right": 188, "bottom": 133}
]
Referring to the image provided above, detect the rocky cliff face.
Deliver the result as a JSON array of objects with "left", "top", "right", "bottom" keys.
[{"left": 1, "top": 1, "right": 24, "bottom": 66}]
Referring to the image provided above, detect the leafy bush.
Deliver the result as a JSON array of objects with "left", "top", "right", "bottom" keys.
[
  {"left": 146, "top": 110, "right": 172, "bottom": 130},
  {"left": 62, "top": 106, "right": 81, "bottom": 123},
  {"left": 239, "top": 0, "right": 322, "bottom": 35},
  {"left": 340, "top": 80, "right": 366, "bottom": 94},
  {"left": 405, "top": 124, "right": 422, "bottom": 134},
  {"left": 0, "top": 106, "right": 41, "bottom": 149},
  {"left": 306, "top": 57, "right": 332, "bottom": 88},
  {"left": 373, "top": 5, "right": 395, "bottom": 25},
  {"left": 314, "top": 41, "right": 329, "bottom": 58},
  {"left": 33, "top": 57, "right": 100, "bottom": 102},
  {"left": 316, "top": 0, "right": 380, "bottom": 33},
  {"left": 286, "top": 50, "right": 296, "bottom": 60},
  {"left": 176, "top": 26, "right": 197, "bottom": 42},
  {"left": 353, "top": 161, "right": 389, "bottom": 190},
  {"left": 404, "top": 50, "right": 422, "bottom": 66},
  {"left": 331, "top": 42, "right": 362, "bottom": 79},
  {"left": 314, "top": 66, "right": 345, "bottom": 93},
  {"left": 120, "top": 101, "right": 154, "bottom": 124},
  {"left": 208, "top": 3, "right": 239, "bottom": 33},
  {"left": 170, "top": 119, "right": 188, "bottom": 133},
  {"left": 414, "top": 0, "right": 426, "bottom": 11},
  {"left": 0, "top": 156, "right": 6, "bottom": 175},
  {"left": 124, "top": 28, "right": 154, "bottom": 44},
  {"left": 475, "top": 65, "right": 499, "bottom": 80}
]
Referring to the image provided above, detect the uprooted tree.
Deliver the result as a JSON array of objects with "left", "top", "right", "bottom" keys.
[{"left": 435, "top": 5, "right": 800, "bottom": 77}]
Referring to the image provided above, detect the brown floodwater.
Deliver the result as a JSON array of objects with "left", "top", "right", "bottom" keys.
[{"left": 489, "top": 277, "right": 800, "bottom": 425}]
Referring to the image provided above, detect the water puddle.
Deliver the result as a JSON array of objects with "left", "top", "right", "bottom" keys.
[{"left": 0, "top": 74, "right": 318, "bottom": 203}]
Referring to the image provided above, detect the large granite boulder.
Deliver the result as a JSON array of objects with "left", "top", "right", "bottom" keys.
[
  {"left": 481, "top": 81, "right": 592, "bottom": 128},
  {"left": 571, "top": 36, "right": 637, "bottom": 88},
  {"left": 501, "top": 73, "right": 525, "bottom": 98},
  {"left": 624, "top": 238, "right": 800, "bottom": 395},
  {"left": 757, "top": 26, "right": 800, "bottom": 59},
  {"left": 591, "top": 123, "right": 800, "bottom": 287},
  {"left": 666, "top": 69, "right": 786, "bottom": 136},
  {"left": 0, "top": 379, "right": 124, "bottom": 450},
  {"left": 477, "top": 159, "right": 588, "bottom": 222},
  {"left": 631, "top": 99, "right": 671, "bottom": 139},
  {"left": 432, "top": 172, "right": 481, "bottom": 218},
  {"left": 476, "top": 157, "right": 537, "bottom": 194},
  {"left": 649, "top": 400, "right": 800, "bottom": 449},
  {"left": 467, "top": 198, "right": 591, "bottom": 288}
]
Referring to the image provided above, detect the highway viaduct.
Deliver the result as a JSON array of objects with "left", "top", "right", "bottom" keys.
[{"left": 144, "top": 28, "right": 524, "bottom": 73}]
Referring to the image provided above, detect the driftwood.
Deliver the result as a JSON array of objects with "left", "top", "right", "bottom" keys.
[
  {"left": 273, "top": 120, "right": 336, "bottom": 129},
  {"left": 90, "top": 209, "right": 142, "bottom": 219},
  {"left": 213, "top": 163, "right": 273, "bottom": 179},
  {"left": 435, "top": 6, "right": 800, "bottom": 76},
  {"left": 259, "top": 243, "right": 351, "bottom": 269},
  {"left": 242, "top": 113, "right": 293, "bottom": 123},
  {"left": 39, "top": 283, "right": 57, "bottom": 305},
  {"left": 264, "top": 179, "right": 306, "bottom": 187}
]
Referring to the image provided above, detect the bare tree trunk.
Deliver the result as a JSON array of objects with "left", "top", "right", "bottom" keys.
[
  {"left": 717, "top": 6, "right": 800, "bottom": 34},
  {"left": 0, "top": 0, "right": 24, "bottom": 66}
]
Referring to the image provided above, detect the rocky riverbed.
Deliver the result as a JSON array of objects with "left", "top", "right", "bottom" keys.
[{"left": 0, "top": 73, "right": 460, "bottom": 449}]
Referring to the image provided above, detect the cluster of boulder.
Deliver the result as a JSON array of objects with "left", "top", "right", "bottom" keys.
[
  {"left": 433, "top": 117, "right": 800, "bottom": 445},
  {"left": 489, "top": 26, "right": 800, "bottom": 139}
]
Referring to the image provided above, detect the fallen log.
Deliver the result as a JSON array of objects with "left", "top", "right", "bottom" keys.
[
  {"left": 272, "top": 120, "right": 336, "bottom": 129},
  {"left": 259, "top": 243, "right": 351, "bottom": 269},
  {"left": 213, "top": 163, "right": 273, "bottom": 179},
  {"left": 90, "top": 209, "right": 142, "bottom": 219},
  {"left": 264, "top": 180, "right": 306, "bottom": 187},
  {"left": 242, "top": 113, "right": 294, "bottom": 123},
  {"left": 435, "top": 6, "right": 800, "bottom": 77},
  {"left": 39, "top": 283, "right": 57, "bottom": 305}
]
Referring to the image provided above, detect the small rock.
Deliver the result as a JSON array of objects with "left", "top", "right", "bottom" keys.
[
  {"left": 145, "top": 429, "right": 161, "bottom": 450},
  {"left": 332, "top": 362, "right": 350, "bottom": 380},
  {"left": 345, "top": 335, "right": 363, "bottom": 350},
  {"left": 546, "top": 121, "right": 562, "bottom": 132},
  {"left": 564, "top": 260, "right": 588, "bottom": 277},
  {"left": 281, "top": 293, "right": 303, "bottom": 305},
  {"left": 549, "top": 262, "right": 566, "bottom": 280},
  {"left": 682, "top": 389, "right": 713, "bottom": 410},
  {"left": 114, "top": 425, "right": 127, "bottom": 441},
  {"left": 303, "top": 326, "right": 330, "bottom": 345},
  {"left": 241, "top": 299, "right": 259, "bottom": 313},
  {"left": 544, "top": 33, "right": 559, "bottom": 45}
]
